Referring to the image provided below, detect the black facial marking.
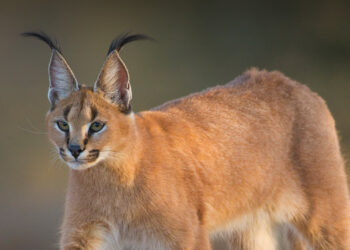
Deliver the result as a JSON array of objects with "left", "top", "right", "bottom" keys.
[
  {"left": 87, "top": 129, "right": 93, "bottom": 138},
  {"left": 63, "top": 105, "right": 72, "bottom": 121},
  {"left": 83, "top": 138, "right": 88, "bottom": 145},
  {"left": 90, "top": 106, "right": 98, "bottom": 122},
  {"left": 79, "top": 92, "right": 86, "bottom": 114},
  {"left": 59, "top": 148, "right": 66, "bottom": 158},
  {"left": 87, "top": 149, "right": 99, "bottom": 162},
  {"left": 66, "top": 133, "right": 70, "bottom": 145}
]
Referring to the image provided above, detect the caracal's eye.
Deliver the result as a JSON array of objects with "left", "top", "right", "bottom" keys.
[
  {"left": 57, "top": 120, "right": 69, "bottom": 132},
  {"left": 89, "top": 121, "right": 105, "bottom": 133}
]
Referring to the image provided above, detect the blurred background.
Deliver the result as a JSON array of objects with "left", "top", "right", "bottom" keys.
[{"left": 1, "top": 0, "right": 350, "bottom": 249}]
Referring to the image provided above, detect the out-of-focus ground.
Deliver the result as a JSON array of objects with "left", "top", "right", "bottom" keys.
[{"left": 1, "top": 0, "right": 350, "bottom": 249}]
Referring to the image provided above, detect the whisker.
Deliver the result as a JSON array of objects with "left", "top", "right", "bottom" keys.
[
  {"left": 18, "top": 125, "right": 48, "bottom": 135},
  {"left": 18, "top": 118, "right": 47, "bottom": 135}
]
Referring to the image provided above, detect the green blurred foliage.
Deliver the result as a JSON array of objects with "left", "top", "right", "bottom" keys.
[{"left": 1, "top": 0, "right": 350, "bottom": 249}]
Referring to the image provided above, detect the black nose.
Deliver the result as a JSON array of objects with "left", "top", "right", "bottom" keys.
[{"left": 68, "top": 144, "right": 84, "bottom": 159}]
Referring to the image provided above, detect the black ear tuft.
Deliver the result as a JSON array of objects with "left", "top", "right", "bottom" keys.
[
  {"left": 107, "top": 33, "right": 154, "bottom": 55},
  {"left": 21, "top": 31, "right": 62, "bottom": 53}
]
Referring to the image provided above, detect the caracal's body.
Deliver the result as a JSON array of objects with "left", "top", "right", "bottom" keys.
[{"left": 63, "top": 69, "right": 350, "bottom": 249}]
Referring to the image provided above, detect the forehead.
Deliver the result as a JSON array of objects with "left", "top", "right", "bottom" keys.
[{"left": 55, "top": 88, "right": 101, "bottom": 124}]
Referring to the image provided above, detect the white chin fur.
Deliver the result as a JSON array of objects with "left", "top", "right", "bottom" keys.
[{"left": 66, "top": 161, "right": 95, "bottom": 170}]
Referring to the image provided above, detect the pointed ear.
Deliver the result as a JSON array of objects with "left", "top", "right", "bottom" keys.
[
  {"left": 48, "top": 50, "right": 78, "bottom": 107},
  {"left": 94, "top": 51, "right": 132, "bottom": 113}
]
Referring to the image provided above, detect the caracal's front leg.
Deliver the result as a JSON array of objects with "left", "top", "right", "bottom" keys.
[
  {"left": 228, "top": 224, "right": 277, "bottom": 250},
  {"left": 60, "top": 221, "right": 112, "bottom": 250}
]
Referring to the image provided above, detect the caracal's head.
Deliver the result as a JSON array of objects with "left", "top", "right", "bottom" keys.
[{"left": 23, "top": 32, "right": 151, "bottom": 170}]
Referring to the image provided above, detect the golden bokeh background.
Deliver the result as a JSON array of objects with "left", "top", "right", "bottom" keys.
[{"left": 1, "top": 0, "right": 350, "bottom": 249}]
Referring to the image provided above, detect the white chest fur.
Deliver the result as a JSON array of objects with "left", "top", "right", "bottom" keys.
[{"left": 99, "top": 224, "right": 169, "bottom": 250}]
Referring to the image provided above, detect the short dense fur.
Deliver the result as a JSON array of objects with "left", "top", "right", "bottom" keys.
[{"left": 27, "top": 32, "right": 350, "bottom": 249}]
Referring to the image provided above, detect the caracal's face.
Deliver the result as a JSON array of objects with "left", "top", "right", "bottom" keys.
[
  {"left": 25, "top": 32, "right": 137, "bottom": 170},
  {"left": 46, "top": 88, "right": 132, "bottom": 170}
]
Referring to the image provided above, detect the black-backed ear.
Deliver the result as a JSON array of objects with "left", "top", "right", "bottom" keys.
[
  {"left": 94, "top": 33, "right": 153, "bottom": 113},
  {"left": 94, "top": 50, "right": 131, "bottom": 112},
  {"left": 48, "top": 50, "right": 78, "bottom": 107},
  {"left": 21, "top": 31, "right": 78, "bottom": 108}
]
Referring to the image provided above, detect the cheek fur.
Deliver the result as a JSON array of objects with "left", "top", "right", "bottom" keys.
[
  {"left": 48, "top": 124, "right": 68, "bottom": 148},
  {"left": 85, "top": 127, "right": 109, "bottom": 147},
  {"left": 89, "top": 131, "right": 111, "bottom": 150}
]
